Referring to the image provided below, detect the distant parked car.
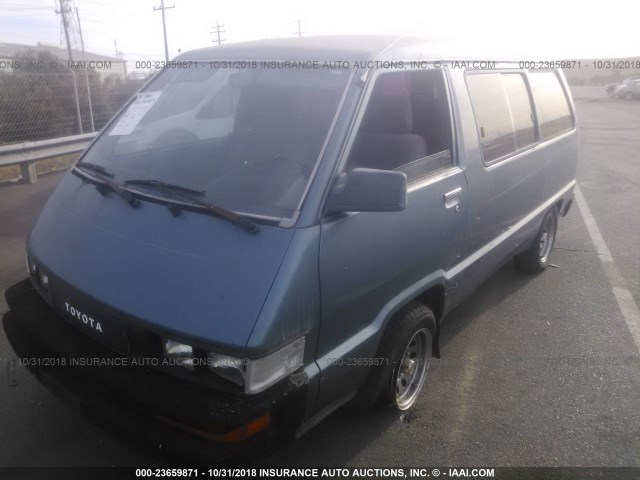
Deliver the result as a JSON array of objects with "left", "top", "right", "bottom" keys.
[
  {"left": 614, "top": 79, "right": 640, "bottom": 100},
  {"left": 605, "top": 83, "right": 619, "bottom": 97}
]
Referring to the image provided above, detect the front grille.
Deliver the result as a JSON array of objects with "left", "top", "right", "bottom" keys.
[
  {"left": 128, "top": 323, "right": 163, "bottom": 357},
  {"left": 46, "top": 273, "right": 163, "bottom": 359}
]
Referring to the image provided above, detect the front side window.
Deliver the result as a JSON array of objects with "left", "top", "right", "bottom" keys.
[
  {"left": 79, "top": 65, "right": 350, "bottom": 219},
  {"left": 346, "top": 70, "right": 454, "bottom": 182}
]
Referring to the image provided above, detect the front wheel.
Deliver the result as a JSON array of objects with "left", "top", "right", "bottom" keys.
[
  {"left": 513, "top": 207, "right": 558, "bottom": 274},
  {"left": 350, "top": 302, "right": 435, "bottom": 411},
  {"left": 390, "top": 323, "right": 432, "bottom": 410}
]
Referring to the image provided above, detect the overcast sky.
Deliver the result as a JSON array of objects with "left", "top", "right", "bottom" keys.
[{"left": 1, "top": 0, "right": 639, "bottom": 63}]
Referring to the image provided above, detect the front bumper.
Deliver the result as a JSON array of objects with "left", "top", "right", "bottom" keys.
[{"left": 2, "top": 279, "right": 307, "bottom": 463}]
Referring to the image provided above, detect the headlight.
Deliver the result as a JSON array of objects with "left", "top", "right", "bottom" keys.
[
  {"left": 208, "top": 353, "right": 245, "bottom": 386},
  {"left": 27, "top": 255, "right": 49, "bottom": 289},
  {"left": 162, "top": 338, "right": 195, "bottom": 371},
  {"left": 26, "top": 254, "right": 33, "bottom": 275},
  {"left": 26, "top": 255, "right": 37, "bottom": 275},
  {"left": 209, "top": 336, "right": 305, "bottom": 394}
]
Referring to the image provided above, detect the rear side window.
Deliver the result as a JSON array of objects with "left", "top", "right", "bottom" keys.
[
  {"left": 528, "top": 71, "right": 573, "bottom": 140},
  {"left": 466, "top": 73, "right": 535, "bottom": 163},
  {"left": 502, "top": 74, "right": 535, "bottom": 150}
]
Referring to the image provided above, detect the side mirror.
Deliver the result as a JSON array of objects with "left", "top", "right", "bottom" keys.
[{"left": 325, "top": 168, "right": 407, "bottom": 213}]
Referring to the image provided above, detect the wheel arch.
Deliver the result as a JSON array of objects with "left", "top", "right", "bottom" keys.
[
  {"left": 554, "top": 199, "right": 564, "bottom": 216},
  {"left": 416, "top": 284, "right": 445, "bottom": 358}
]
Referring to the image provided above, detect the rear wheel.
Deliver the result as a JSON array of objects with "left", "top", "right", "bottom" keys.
[
  {"left": 513, "top": 207, "right": 558, "bottom": 274},
  {"left": 349, "top": 302, "right": 435, "bottom": 411},
  {"left": 625, "top": 92, "right": 634, "bottom": 101}
]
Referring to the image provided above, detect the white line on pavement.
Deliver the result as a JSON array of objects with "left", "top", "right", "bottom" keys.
[{"left": 575, "top": 185, "right": 640, "bottom": 354}]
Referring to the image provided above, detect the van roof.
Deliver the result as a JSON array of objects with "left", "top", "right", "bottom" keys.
[{"left": 177, "top": 35, "right": 516, "bottom": 62}]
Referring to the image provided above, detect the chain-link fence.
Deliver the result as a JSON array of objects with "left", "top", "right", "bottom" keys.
[{"left": 0, "top": 50, "right": 145, "bottom": 146}]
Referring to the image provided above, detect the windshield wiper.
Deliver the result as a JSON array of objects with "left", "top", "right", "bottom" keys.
[
  {"left": 123, "top": 179, "right": 205, "bottom": 196},
  {"left": 74, "top": 163, "right": 139, "bottom": 208},
  {"left": 75, "top": 161, "right": 114, "bottom": 178},
  {"left": 123, "top": 178, "right": 258, "bottom": 234}
]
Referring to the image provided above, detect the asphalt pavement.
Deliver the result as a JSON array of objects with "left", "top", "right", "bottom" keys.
[{"left": 0, "top": 89, "right": 639, "bottom": 469}]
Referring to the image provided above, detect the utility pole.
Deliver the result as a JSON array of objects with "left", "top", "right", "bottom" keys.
[
  {"left": 293, "top": 19, "right": 305, "bottom": 37},
  {"left": 114, "top": 40, "right": 127, "bottom": 81},
  {"left": 75, "top": 7, "right": 94, "bottom": 132},
  {"left": 56, "top": 0, "right": 83, "bottom": 134},
  {"left": 153, "top": 0, "right": 175, "bottom": 62},
  {"left": 210, "top": 23, "right": 225, "bottom": 46}
]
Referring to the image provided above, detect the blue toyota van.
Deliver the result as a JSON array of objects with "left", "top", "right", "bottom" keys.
[{"left": 4, "top": 35, "right": 578, "bottom": 459}]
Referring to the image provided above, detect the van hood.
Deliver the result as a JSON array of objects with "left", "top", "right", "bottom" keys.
[{"left": 27, "top": 173, "right": 295, "bottom": 352}]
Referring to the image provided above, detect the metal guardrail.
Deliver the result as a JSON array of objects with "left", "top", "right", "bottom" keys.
[{"left": 0, "top": 132, "right": 97, "bottom": 184}]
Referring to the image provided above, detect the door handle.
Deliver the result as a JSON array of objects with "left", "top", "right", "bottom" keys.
[{"left": 444, "top": 187, "right": 462, "bottom": 209}]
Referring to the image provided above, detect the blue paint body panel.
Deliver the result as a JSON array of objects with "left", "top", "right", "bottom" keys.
[{"left": 28, "top": 173, "right": 295, "bottom": 353}]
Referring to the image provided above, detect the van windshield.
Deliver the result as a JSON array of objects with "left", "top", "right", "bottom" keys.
[{"left": 79, "top": 64, "right": 350, "bottom": 220}]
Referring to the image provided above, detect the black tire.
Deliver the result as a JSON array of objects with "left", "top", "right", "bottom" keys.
[
  {"left": 513, "top": 207, "right": 558, "bottom": 274},
  {"left": 349, "top": 302, "right": 436, "bottom": 411},
  {"left": 625, "top": 92, "right": 634, "bottom": 101}
]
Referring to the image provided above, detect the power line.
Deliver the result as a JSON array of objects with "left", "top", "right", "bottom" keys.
[
  {"left": 0, "top": 13, "right": 56, "bottom": 18},
  {"left": 0, "top": 6, "right": 52, "bottom": 11},
  {"left": 153, "top": 0, "right": 175, "bottom": 62}
]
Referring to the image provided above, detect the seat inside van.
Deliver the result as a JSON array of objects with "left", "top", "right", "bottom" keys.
[
  {"left": 346, "top": 70, "right": 453, "bottom": 179},
  {"left": 348, "top": 89, "right": 427, "bottom": 171}
]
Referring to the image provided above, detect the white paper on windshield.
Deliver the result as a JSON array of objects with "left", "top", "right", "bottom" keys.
[{"left": 108, "top": 91, "right": 162, "bottom": 136}]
